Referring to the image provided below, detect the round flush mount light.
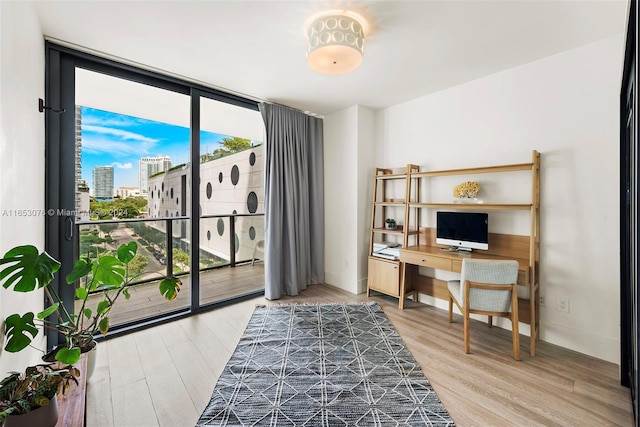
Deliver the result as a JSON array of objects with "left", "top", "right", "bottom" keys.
[{"left": 305, "top": 10, "right": 367, "bottom": 75}]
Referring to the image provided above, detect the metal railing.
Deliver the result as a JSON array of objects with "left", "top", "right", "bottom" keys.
[{"left": 76, "top": 213, "right": 264, "bottom": 287}]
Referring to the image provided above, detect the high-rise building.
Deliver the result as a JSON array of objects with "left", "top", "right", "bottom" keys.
[
  {"left": 93, "top": 166, "right": 114, "bottom": 201},
  {"left": 139, "top": 155, "right": 172, "bottom": 194},
  {"left": 74, "top": 105, "right": 84, "bottom": 219}
]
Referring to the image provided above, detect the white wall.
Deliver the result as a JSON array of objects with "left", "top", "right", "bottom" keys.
[
  {"left": 0, "top": 2, "right": 47, "bottom": 372},
  {"left": 324, "top": 107, "right": 359, "bottom": 292},
  {"left": 356, "top": 106, "right": 376, "bottom": 293},
  {"left": 373, "top": 35, "right": 624, "bottom": 363},
  {"left": 324, "top": 105, "right": 376, "bottom": 293}
]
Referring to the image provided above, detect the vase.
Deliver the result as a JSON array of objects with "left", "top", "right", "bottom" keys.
[
  {"left": 454, "top": 197, "right": 479, "bottom": 204},
  {"left": 85, "top": 341, "right": 98, "bottom": 380},
  {"left": 4, "top": 397, "right": 58, "bottom": 427}
]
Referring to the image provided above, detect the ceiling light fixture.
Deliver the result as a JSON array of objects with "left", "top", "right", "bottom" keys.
[{"left": 305, "top": 10, "right": 367, "bottom": 75}]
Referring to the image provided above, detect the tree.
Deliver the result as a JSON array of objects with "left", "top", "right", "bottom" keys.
[
  {"left": 172, "top": 248, "right": 190, "bottom": 269},
  {"left": 100, "top": 223, "right": 118, "bottom": 236},
  {"left": 127, "top": 253, "right": 149, "bottom": 277},
  {"left": 213, "top": 137, "right": 252, "bottom": 156}
]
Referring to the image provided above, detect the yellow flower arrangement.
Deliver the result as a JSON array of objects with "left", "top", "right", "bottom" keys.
[{"left": 453, "top": 181, "right": 480, "bottom": 198}]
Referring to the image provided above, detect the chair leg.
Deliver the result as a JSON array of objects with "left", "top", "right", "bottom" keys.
[
  {"left": 488, "top": 315, "right": 493, "bottom": 328},
  {"left": 512, "top": 317, "right": 520, "bottom": 361},
  {"left": 463, "top": 309, "right": 470, "bottom": 354},
  {"left": 448, "top": 295, "right": 453, "bottom": 323},
  {"left": 511, "top": 285, "right": 520, "bottom": 361}
]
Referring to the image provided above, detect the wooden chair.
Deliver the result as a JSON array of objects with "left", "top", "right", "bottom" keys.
[{"left": 448, "top": 258, "right": 521, "bottom": 360}]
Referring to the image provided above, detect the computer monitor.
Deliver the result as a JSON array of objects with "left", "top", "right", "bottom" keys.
[{"left": 436, "top": 211, "right": 489, "bottom": 251}]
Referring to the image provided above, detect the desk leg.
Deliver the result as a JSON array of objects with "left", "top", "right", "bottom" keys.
[{"left": 399, "top": 262, "right": 406, "bottom": 310}]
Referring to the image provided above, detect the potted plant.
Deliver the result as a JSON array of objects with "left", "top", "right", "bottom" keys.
[
  {"left": 385, "top": 218, "right": 397, "bottom": 230},
  {"left": 0, "top": 241, "right": 182, "bottom": 367},
  {"left": 0, "top": 363, "right": 79, "bottom": 427}
]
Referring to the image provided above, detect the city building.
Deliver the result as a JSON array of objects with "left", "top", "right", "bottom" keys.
[
  {"left": 92, "top": 166, "right": 114, "bottom": 201},
  {"left": 139, "top": 155, "right": 172, "bottom": 194},
  {"left": 115, "top": 186, "right": 140, "bottom": 198},
  {"left": 148, "top": 145, "right": 263, "bottom": 262},
  {"left": 74, "top": 105, "right": 84, "bottom": 218}
]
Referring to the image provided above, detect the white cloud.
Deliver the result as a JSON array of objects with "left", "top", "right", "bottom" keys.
[
  {"left": 82, "top": 136, "right": 155, "bottom": 156},
  {"left": 111, "top": 162, "right": 133, "bottom": 169},
  {"left": 82, "top": 125, "right": 158, "bottom": 143},
  {"left": 82, "top": 114, "right": 143, "bottom": 129}
]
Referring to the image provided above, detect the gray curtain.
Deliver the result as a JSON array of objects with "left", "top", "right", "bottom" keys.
[{"left": 259, "top": 103, "right": 324, "bottom": 300}]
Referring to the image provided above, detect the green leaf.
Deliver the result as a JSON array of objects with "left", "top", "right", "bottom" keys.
[
  {"left": 159, "top": 277, "right": 182, "bottom": 301},
  {"left": 93, "top": 256, "right": 125, "bottom": 287},
  {"left": 123, "top": 287, "right": 130, "bottom": 300},
  {"left": 0, "top": 245, "right": 60, "bottom": 292},
  {"left": 65, "top": 258, "right": 92, "bottom": 284},
  {"left": 75, "top": 287, "right": 88, "bottom": 300},
  {"left": 98, "top": 317, "right": 110, "bottom": 335},
  {"left": 55, "top": 346, "right": 81, "bottom": 364},
  {"left": 83, "top": 308, "right": 92, "bottom": 319},
  {"left": 117, "top": 242, "right": 137, "bottom": 264},
  {"left": 36, "top": 302, "right": 60, "bottom": 320},
  {"left": 96, "top": 299, "right": 111, "bottom": 316},
  {"left": 4, "top": 313, "right": 38, "bottom": 352}
]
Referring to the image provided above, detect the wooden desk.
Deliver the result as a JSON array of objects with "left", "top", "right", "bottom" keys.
[
  {"left": 399, "top": 245, "right": 529, "bottom": 288},
  {"left": 399, "top": 243, "right": 537, "bottom": 357}
]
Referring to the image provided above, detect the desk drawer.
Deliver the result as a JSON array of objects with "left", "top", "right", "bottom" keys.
[{"left": 401, "top": 251, "right": 452, "bottom": 270}]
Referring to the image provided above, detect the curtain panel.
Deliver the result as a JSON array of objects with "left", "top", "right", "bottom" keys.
[{"left": 259, "top": 103, "right": 324, "bottom": 300}]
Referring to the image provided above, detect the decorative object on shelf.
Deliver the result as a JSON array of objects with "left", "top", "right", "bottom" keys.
[
  {"left": 304, "top": 10, "right": 367, "bottom": 75},
  {"left": 453, "top": 181, "right": 480, "bottom": 200},
  {"left": 0, "top": 242, "right": 182, "bottom": 366},
  {"left": 385, "top": 218, "right": 397, "bottom": 230},
  {"left": 0, "top": 363, "right": 79, "bottom": 426},
  {"left": 453, "top": 197, "right": 482, "bottom": 204}
]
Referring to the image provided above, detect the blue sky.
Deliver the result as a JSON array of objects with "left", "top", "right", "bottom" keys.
[{"left": 81, "top": 107, "right": 226, "bottom": 189}]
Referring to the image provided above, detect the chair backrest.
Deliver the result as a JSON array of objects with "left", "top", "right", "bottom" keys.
[{"left": 459, "top": 258, "right": 519, "bottom": 312}]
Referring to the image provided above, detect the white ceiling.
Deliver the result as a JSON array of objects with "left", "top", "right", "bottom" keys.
[{"left": 32, "top": 0, "right": 629, "bottom": 117}]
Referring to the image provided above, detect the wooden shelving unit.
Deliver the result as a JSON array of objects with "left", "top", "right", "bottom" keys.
[
  {"left": 366, "top": 151, "right": 541, "bottom": 355},
  {"left": 366, "top": 165, "right": 419, "bottom": 307},
  {"left": 401, "top": 150, "right": 541, "bottom": 355}
]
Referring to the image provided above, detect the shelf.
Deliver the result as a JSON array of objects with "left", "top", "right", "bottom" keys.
[
  {"left": 372, "top": 227, "right": 419, "bottom": 236},
  {"left": 376, "top": 173, "right": 407, "bottom": 180},
  {"left": 408, "top": 203, "right": 532, "bottom": 210},
  {"left": 374, "top": 201, "right": 406, "bottom": 207},
  {"left": 411, "top": 162, "right": 533, "bottom": 178}
]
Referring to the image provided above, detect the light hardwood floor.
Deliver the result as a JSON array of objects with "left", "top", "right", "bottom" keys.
[{"left": 86, "top": 284, "right": 633, "bottom": 427}]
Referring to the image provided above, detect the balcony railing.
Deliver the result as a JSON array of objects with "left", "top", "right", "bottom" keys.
[
  {"left": 74, "top": 213, "right": 265, "bottom": 328},
  {"left": 76, "top": 213, "right": 265, "bottom": 287}
]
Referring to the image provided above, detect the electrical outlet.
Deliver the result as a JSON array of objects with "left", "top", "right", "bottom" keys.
[
  {"left": 557, "top": 297, "right": 570, "bottom": 313},
  {"left": 539, "top": 296, "right": 545, "bottom": 306}
]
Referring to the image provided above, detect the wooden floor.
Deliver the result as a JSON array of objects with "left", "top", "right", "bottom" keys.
[{"left": 86, "top": 284, "right": 633, "bottom": 427}]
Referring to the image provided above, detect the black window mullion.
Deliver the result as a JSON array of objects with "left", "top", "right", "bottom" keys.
[
  {"left": 44, "top": 47, "right": 77, "bottom": 349},
  {"left": 190, "top": 90, "right": 201, "bottom": 311}
]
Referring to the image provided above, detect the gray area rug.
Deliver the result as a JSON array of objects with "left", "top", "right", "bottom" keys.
[{"left": 196, "top": 302, "right": 455, "bottom": 426}]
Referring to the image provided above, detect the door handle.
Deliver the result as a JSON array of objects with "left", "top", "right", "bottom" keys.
[{"left": 65, "top": 216, "right": 74, "bottom": 241}]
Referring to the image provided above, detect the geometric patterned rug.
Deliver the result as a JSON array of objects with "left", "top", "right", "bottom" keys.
[{"left": 196, "top": 302, "right": 455, "bottom": 426}]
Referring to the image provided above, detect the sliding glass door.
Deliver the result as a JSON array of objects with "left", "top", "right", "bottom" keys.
[{"left": 45, "top": 43, "right": 264, "bottom": 342}]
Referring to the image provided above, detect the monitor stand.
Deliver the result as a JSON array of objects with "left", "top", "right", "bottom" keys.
[{"left": 441, "top": 246, "right": 473, "bottom": 253}]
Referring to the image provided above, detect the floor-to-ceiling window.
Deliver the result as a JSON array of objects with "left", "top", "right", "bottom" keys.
[
  {"left": 621, "top": 1, "right": 640, "bottom": 424},
  {"left": 45, "top": 43, "right": 264, "bottom": 343}
]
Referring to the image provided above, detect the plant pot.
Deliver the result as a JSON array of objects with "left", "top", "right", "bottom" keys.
[
  {"left": 84, "top": 342, "right": 98, "bottom": 379},
  {"left": 3, "top": 397, "right": 58, "bottom": 427},
  {"left": 42, "top": 340, "right": 98, "bottom": 379},
  {"left": 385, "top": 224, "right": 397, "bottom": 230}
]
